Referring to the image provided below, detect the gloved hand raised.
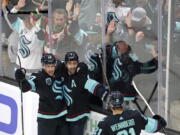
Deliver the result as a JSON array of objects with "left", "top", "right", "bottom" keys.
[
  {"left": 15, "top": 68, "right": 26, "bottom": 82},
  {"left": 153, "top": 115, "right": 167, "bottom": 128}
]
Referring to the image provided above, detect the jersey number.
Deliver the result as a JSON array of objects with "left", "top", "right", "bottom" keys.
[{"left": 117, "top": 128, "right": 135, "bottom": 135}]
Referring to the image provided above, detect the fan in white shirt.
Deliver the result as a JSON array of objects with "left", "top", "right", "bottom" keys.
[{"left": 11, "top": 14, "right": 44, "bottom": 70}]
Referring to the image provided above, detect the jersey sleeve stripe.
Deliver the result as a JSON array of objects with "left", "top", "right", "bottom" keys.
[
  {"left": 28, "top": 80, "right": 36, "bottom": 91},
  {"left": 145, "top": 117, "right": 158, "bottom": 133},
  {"left": 84, "top": 79, "right": 100, "bottom": 94}
]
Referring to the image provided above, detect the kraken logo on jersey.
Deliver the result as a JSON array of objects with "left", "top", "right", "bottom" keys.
[
  {"left": 63, "top": 85, "right": 73, "bottom": 106},
  {"left": 45, "top": 77, "right": 52, "bottom": 86},
  {"left": 85, "top": 50, "right": 98, "bottom": 72},
  {"left": 19, "top": 35, "right": 31, "bottom": 58},
  {"left": 112, "top": 58, "right": 122, "bottom": 80},
  {"left": 52, "top": 80, "right": 63, "bottom": 100}
]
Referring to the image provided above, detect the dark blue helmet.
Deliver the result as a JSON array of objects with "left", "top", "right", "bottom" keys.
[
  {"left": 109, "top": 91, "right": 124, "bottom": 109},
  {"left": 41, "top": 53, "right": 56, "bottom": 65},
  {"left": 65, "top": 51, "right": 79, "bottom": 63}
]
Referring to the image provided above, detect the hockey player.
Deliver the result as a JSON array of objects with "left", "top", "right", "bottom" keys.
[
  {"left": 87, "top": 41, "right": 158, "bottom": 101},
  {"left": 15, "top": 53, "right": 69, "bottom": 135},
  {"left": 93, "top": 91, "right": 167, "bottom": 135},
  {"left": 62, "top": 51, "right": 109, "bottom": 135},
  {"left": 109, "top": 41, "right": 158, "bottom": 101}
]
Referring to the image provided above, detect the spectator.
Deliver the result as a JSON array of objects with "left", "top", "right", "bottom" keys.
[
  {"left": 6, "top": 0, "right": 36, "bottom": 13},
  {"left": 8, "top": 12, "right": 44, "bottom": 71},
  {"left": 105, "top": 6, "right": 156, "bottom": 45},
  {"left": 105, "top": 0, "right": 130, "bottom": 22},
  {"left": 32, "top": 0, "right": 48, "bottom": 11},
  {"left": 41, "top": 8, "right": 70, "bottom": 57},
  {"left": 41, "top": 7, "right": 85, "bottom": 60},
  {"left": 125, "top": 7, "right": 158, "bottom": 61}
]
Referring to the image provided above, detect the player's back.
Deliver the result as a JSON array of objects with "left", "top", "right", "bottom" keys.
[{"left": 103, "top": 109, "right": 147, "bottom": 135}]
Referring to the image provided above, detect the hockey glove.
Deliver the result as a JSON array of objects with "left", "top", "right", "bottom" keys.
[
  {"left": 15, "top": 68, "right": 26, "bottom": 82},
  {"left": 153, "top": 115, "right": 167, "bottom": 128}
]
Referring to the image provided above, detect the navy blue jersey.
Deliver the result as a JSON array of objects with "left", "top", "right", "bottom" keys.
[
  {"left": 94, "top": 109, "right": 159, "bottom": 135},
  {"left": 62, "top": 63, "right": 108, "bottom": 122},
  {"left": 20, "top": 62, "right": 67, "bottom": 119},
  {"left": 109, "top": 56, "right": 158, "bottom": 100},
  {"left": 86, "top": 44, "right": 117, "bottom": 83}
]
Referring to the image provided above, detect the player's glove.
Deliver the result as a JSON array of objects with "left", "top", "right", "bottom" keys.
[
  {"left": 15, "top": 68, "right": 26, "bottom": 82},
  {"left": 153, "top": 115, "right": 167, "bottom": 128}
]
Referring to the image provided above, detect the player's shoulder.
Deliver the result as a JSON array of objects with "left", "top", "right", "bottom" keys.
[
  {"left": 28, "top": 71, "right": 41, "bottom": 81},
  {"left": 77, "top": 62, "right": 89, "bottom": 77},
  {"left": 100, "top": 114, "right": 118, "bottom": 124},
  {"left": 98, "top": 116, "right": 109, "bottom": 128},
  {"left": 124, "top": 109, "right": 141, "bottom": 116}
]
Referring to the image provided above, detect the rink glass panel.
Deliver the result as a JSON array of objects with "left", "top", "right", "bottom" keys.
[{"left": 166, "top": 0, "right": 180, "bottom": 131}]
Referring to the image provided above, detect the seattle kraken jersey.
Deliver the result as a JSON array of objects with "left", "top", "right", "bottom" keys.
[
  {"left": 109, "top": 56, "right": 158, "bottom": 99},
  {"left": 26, "top": 69, "right": 67, "bottom": 119},
  {"left": 94, "top": 109, "right": 159, "bottom": 135},
  {"left": 62, "top": 63, "right": 108, "bottom": 122},
  {"left": 12, "top": 17, "right": 44, "bottom": 70}
]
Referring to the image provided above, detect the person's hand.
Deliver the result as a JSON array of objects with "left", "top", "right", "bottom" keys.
[
  {"left": 1, "top": 33, "right": 8, "bottom": 45},
  {"left": 125, "top": 12, "right": 132, "bottom": 27},
  {"left": 15, "top": 0, "right": 26, "bottom": 10},
  {"left": 106, "top": 20, "right": 116, "bottom": 35},
  {"left": 153, "top": 115, "right": 167, "bottom": 128},
  {"left": 66, "top": 0, "right": 73, "bottom": 13},
  {"left": 73, "top": 3, "right": 80, "bottom": 20},
  {"left": 150, "top": 45, "right": 158, "bottom": 59},
  {"left": 135, "top": 31, "right": 144, "bottom": 42},
  {"left": 15, "top": 68, "right": 26, "bottom": 82}
]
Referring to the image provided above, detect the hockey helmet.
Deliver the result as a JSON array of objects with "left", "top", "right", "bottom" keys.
[
  {"left": 65, "top": 51, "right": 79, "bottom": 63},
  {"left": 109, "top": 91, "right": 124, "bottom": 109},
  {"left": 41, "top": 53, "right": 56, "bottom": 65}
]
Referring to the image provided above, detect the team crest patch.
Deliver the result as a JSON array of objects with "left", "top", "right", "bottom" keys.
[{"left": 45, "top": 78, "right": 52, "bottom": 86}]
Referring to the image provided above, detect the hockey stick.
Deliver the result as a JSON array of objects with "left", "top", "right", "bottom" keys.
[
  {"left": 143, "top": 82, "right": 158, "bottom": 114},
  {"left": 98, "top": 53, "right": 111, "bottom": 92},
  {"left": 132, "top": 81, "right": 167, "bottom": 135},
  {"left": 132, "top": 81, "right": 155, "bottom": 115},
  {"left": 17, "top": 55, "right": 26, "bottom": 135}
]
